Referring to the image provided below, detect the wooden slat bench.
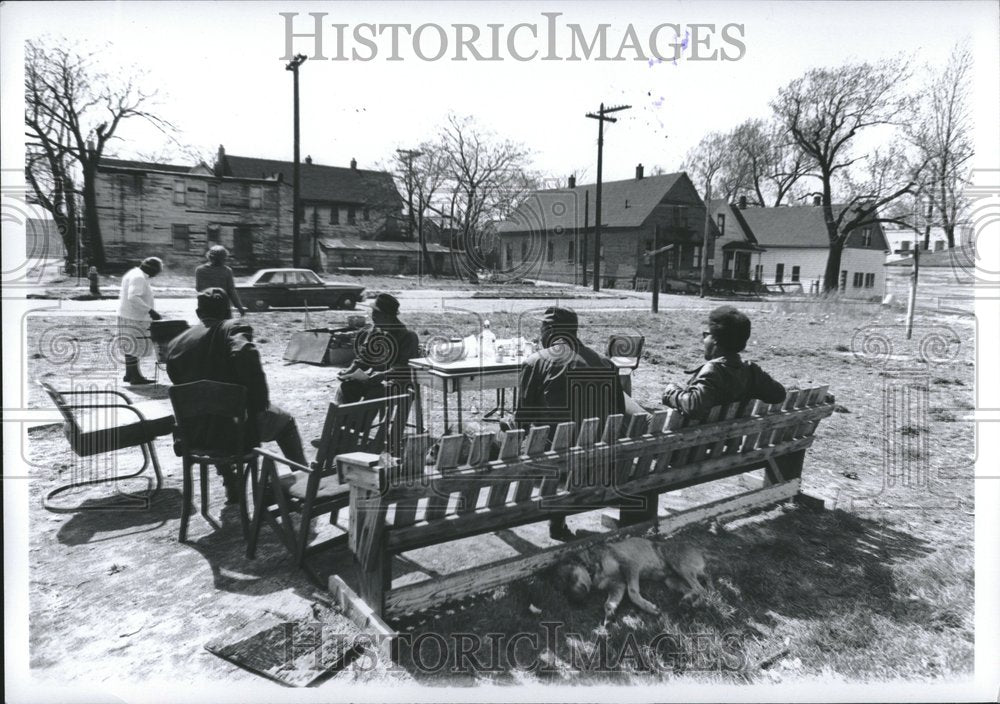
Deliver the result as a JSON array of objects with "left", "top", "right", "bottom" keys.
[{"left": 336, "top": 385, "right": 834, "bottom": 619}]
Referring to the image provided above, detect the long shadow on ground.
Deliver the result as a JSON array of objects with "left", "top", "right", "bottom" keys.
[{"left": 383, "top": 505, "right": 944, "bottom": 684}]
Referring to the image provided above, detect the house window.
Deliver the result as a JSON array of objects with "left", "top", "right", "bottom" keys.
[
  {"left": 298, "top": 206, "right": 306, "bottom": 223},
  {"left": 249, "top": 186, "right": 262, "bottom": 209},
  {"left": 330, "top": 207, "right": 339, "bottom": 225},
  {"left": 207, "top": 224, "right": 221, "bottom": 243},
  {"left": 207, "top": 183, "right": 219, "bottom": 208},
  {"left": 860, "top": 227, "right": 872, "bottom": 247},
  {"left": 645, "top": 240, "right": 653, "bottom": 255},
  {"left": 568, "top": 240, "right": 575, "bottom": 263},
  {"left": 347, "top": 206, "right": 356, "bottom": 225},
  {"left": 754, "top": 264, "right": 763, "bottom": 281},
  {"left": 853, "top": 272, "right": 864, "bottom": 288},
  {"left": 723, "top": 251, "right": 734, "bottom": 277},
  {"left": 547, "top": 241, "right": 554, "bottom": 263},
  {"left": 791, "top": 266, "right": 800, "bottom": 283},
  {"left": 521, "top": 241, "right": 528, "bottom": 260},
  {"left": 672, "top": 207, "right": 681, "bottom": 229},
  {"left": 171, "top": 224, "right": 189, "bottom": 251},
  {"left": 694, "top": 245, "right": 702, "bottom": 270},
  {"left": 364, "top": 207, "right": 370, "bottom": 221},
  {"left": 173, "top": 180, "right": 186, "bottom": 205},
  {"left": 840, "top": 270, "right": 848, "bottom": 292},
  {"left": 934, "top": 240, "right": 944, "bottom": 252},
  {"left": 506, "top": 244, "right": 514, "bottom": 265},
  {"left": 680, "top": 207, "right": 688, "bottom": 229},
  {"left": 864, "top": 273, "right": 875, "bottom": 288},
  {"left": 775, "top": 263, "right": 785, "bottom": 283},
  {"left": 600, "top": 245, "right": 605, "bottom": 261},
  {"left": 901, "top": 240, "right": 911, "bottom": 252},
  {"left": 716, "top": 213, "right": 725, "bottom": 236}
]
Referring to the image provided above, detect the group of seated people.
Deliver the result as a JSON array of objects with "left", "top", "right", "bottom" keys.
[{"left": 165, "top": 288, "right": 786, "bottom": 529}]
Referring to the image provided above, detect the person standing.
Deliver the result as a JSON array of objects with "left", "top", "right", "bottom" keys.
[
  {"left": 194, "top": 245, "right": 246, "bottom": 316},
  {"left": 336, "top": 293, "right": 420, "bottom": 404},
  {"left": 87, "top": 266, "right": 101, "bottom": 297},
  {"left": 117, "top": 257, "right": 163, "bottom": 385}
]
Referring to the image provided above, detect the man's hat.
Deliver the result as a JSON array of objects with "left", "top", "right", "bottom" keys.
[
  {"left": 541, "top": 306, "right": 578, "bottom": 332},
  {"left": 196, "top": 287, "right": 231, "bottom": 320},
  {"left": 708, "top": 305, "right": 751, "bottom": 351},
  {"left": 372, "top": 293, "right": 400, "bottom": 316}
]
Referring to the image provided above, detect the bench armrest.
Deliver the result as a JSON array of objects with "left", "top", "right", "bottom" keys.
[
  {"left": 336, "top": 452, "right": 385, "bottom": 490},
  {"left": 252, "top": 447, "right": 312, "bottom": 474},
  {"left": 65, "top": 402, "right": 150, "bottom": 423}
]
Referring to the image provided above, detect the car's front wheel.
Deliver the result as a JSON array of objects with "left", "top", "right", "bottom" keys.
[{"left": 251, "top": 298, "right": 270, "bottom": 312}]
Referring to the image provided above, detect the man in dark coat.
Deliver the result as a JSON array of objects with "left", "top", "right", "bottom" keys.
[
  {"left": 514, "top": 307, "right": 627, "bottom": 541},
  {"left": 662, "top": 305, "right": 786, "bottom": 418},
  {"left": 336, "top": 293, "right": 420, "bottom": 404},
  {"left": 166, "top": 288, "right": 306, "bottom": 501}
]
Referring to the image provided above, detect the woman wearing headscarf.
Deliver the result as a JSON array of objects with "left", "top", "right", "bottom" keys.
[{"left": 194, "top": 245, "right": 246, "bottom": 316}]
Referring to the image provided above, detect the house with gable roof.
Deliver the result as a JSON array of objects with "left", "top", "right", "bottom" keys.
[
  {"left": 710, "top": 196, "right": 890, "bottom": 298},
  {"left": 495, "top": 165, "right": 715, "bottom": 287}
]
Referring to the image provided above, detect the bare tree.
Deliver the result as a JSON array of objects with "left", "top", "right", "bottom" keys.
[
  {"left": 24, "top": 38, "right": 175, "bottom": 269},
  {"left": 773, "top": 57, "right": 919, "bottom": 292},
  {"left": 727, "top": 119, "right": 808, "bottom": 207},
  {"left": 682, "top": 130, "right": 730, "bottom": 204},
  {"left": 907, "top": 42, "right": 974, "bottom": 249},
  {"left": 439, "top": 114, "right": 533, "bottom": 272}
]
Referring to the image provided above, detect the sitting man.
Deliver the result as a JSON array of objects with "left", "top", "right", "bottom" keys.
[
  {"left": 166, "top": 288, "right": 307, "bottom": 502},
  {"left": 662, "top": 305, "right": 786, "bottom": 418},
  {"left": 336, "top": 293, "right": 420, "bottom": 404},
  {"left": 514, "top": 307, "right": 627, "bottom": 541}
]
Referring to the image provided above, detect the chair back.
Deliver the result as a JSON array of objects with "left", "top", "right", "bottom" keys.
[
  {"left": 39, "top": 381, "right": 83, "bottom": 446},
  {"left": 169, "top": 381, "right": 249, "bottom": 458},
  {"left": 607, "top": 335, "right": 645, "bottom": 370},
  {"left": 313, "top": 392, "right": 413, "bottom": 473}
]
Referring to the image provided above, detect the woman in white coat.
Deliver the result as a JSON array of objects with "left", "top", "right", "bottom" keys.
[{"left": 117, "top": 257, "right": 163, "bottom": 384}]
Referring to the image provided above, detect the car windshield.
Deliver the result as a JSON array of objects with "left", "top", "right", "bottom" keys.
[{"left": 254, "top": 271, "right": 274, "bottom": 284}]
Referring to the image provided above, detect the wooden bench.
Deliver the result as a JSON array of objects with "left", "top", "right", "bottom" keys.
[{"left": 336, "top": 385, "right": 833, "bottom": 619}]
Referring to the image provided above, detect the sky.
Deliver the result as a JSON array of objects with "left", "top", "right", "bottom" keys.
[{"left": 2, "top": 1, "right": 998, "bottom": 187}]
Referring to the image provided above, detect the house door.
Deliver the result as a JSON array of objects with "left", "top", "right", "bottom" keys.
[
  {"left": 234, "top": 225, "right": 255, "bottom": 265},
  {"left": 734, "top": 252, "right": 751, "bottom": 280}
]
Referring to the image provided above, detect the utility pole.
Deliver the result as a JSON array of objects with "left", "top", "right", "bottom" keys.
[
  {"left": 699, "top": 180, "right": 713, "bottom": 297},
  {"left": 648, "top": 234, "right": 675, "bottom": 314},
  {"left": 581, "top": 189, "right": 590, "bottom": 287},
  {"left": 586, "top": 103, "right": 631, "bottom": 292},
  {"left": 396, "top": 148, "right": 426, "bottom": 278},
  {"left": 905, "top": 199, "right": 933, "bottom": 340},
  {"left": 286, "top": 53, "right": 307, "bottom": 268}
]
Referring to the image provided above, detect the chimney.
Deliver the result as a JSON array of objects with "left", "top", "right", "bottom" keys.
[
  {"left": 568, "top": 175, "right": 576, "bottom": 189},
  {"left": 304, "top": 155, "right": 312, "bottom": 164},
  {"left": 635, "top": 163, "right": 644, "bottom": 180},
  {"left": 813, "top": 194, "right": 821, "bottom": 206},
  {"left": 350, "top": 158, "right": 357, "bottom": 170},
  {"left": 215, "top": 145, "right": 227, "bottom": 176},
  {"left": 738, "top": 195, "right": 747, "bottom": 210}
]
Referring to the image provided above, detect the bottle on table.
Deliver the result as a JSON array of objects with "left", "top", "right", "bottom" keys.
[{"left": 480, "top": 320, "right": 497, "bottom": 362}]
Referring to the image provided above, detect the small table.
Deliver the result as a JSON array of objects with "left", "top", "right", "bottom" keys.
[{"left": 409, "top": 355, "right": 633, "bottom": 432}]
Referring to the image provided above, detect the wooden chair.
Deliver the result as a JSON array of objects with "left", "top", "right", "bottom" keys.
[
  {"left": 247, "top": 392, "right": 412, "bottom": 580},
  {"left": 168, "top": 381, "right": 258, "bottom": 542},
  {"left": 39, "top": 381, "right": 173, "bottom": 512},
  {"left": 607, "top": 334, "right": 645, "bottom": 395}
]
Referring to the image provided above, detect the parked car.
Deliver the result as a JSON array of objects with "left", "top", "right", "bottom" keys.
[{"left": 235, "top": 268, "right": 366, "bottom": 311}]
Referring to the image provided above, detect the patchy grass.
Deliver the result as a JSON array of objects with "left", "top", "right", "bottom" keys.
[{"left": 23, "top": 296, "right": 976, "bottom": 684}]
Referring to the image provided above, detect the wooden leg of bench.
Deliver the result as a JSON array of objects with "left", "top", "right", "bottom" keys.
[
  {"left": 357, "top": 558, "right": 389, "bottom": 619},
  {"left": 765, "top": 449, "right": 805, "bottom": 485},
  {"left": 617, "top": 490, "right": 659, "bottom": 527}
]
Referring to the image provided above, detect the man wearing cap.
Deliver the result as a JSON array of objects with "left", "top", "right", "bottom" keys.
[
  {"left": 195, "top": 245, "right": 246, "bottom": 316},
  {"left": 662, "top": 305, "right": 786, "bottom": 418},
  {"left": 117, "top": 256, "right": 164, "bottom": 385},
  {"left": 336, "top": 293, "right": 420, "bottom": 404},
  {"left": 166, "top": 288, "right": 307, "bottom": 502},
  {"left": 514, "top": 306, "right": 627, "bottom": 541}
]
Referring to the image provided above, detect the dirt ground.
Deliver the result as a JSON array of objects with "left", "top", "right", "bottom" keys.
[{"left": 19, "top": 287, "right": 976, "bottom": 689}]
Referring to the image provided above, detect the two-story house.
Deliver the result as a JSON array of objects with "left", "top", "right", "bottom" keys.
[
  {"left": 496, "top": 166, "right": 714, "bottom": 288},
  {"left": 95, "top": 157, "right": 293, "bottom": 270}
]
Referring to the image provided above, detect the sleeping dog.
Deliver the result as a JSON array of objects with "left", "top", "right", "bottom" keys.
[{"left": 557, "top": 537, "right": 711, "bottom": 624}]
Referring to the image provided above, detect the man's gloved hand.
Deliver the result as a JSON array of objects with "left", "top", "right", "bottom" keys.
[{"left": 149, "top": 309, "right": 163, "bottom": 321}]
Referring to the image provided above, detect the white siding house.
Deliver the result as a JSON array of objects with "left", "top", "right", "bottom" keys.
[{"left": 710, "top": 200, "right": 890, "bottom": 299}]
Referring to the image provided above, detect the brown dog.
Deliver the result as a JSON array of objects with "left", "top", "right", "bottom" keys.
[{"left": 558, "top": 537, "right": 710, "bottom": 624}]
